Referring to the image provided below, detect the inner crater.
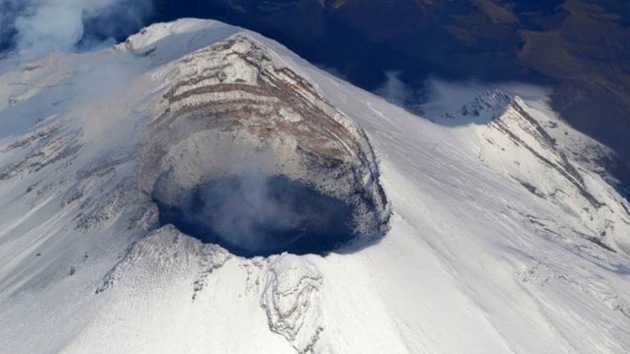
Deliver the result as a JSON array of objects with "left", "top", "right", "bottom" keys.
[
  {"left": 154, "top": 175, "right": 356, "bottom": 257},
  {"left": 140, "top": 35, "right": 389, "bottom": 258}
]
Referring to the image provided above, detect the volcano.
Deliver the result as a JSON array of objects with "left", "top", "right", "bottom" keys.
[{"left": 0, "top": 19, "right": 629, "bottom": 353}]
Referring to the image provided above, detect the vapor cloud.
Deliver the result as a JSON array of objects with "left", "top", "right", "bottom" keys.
[
  {"left": 197, "top": 174, "right": 307, "bottom": 252},
  {"left": 374, "top": 71, "right": 410, "bottom": 106},
  {"left": 0, "top": 0, "right": 154, "bottom": 52}
]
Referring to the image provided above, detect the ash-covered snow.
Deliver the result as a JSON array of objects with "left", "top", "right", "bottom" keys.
[{"left": 0, "top": 18, "right": 629, "bottom": 354}]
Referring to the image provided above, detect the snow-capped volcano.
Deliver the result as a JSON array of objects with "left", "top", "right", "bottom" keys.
[{"left": 1, "top": 19, "right": 629, "bottom": 353}]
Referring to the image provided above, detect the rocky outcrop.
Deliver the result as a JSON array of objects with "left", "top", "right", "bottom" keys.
[
  {"left": 444, "top": 89, "right": 512, "bottom": 124},
  {"left": 260, "top": 255, "right": 324, "bottom": 353}
]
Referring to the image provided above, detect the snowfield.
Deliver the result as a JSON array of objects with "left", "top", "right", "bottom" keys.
[{"left": 0, "top": 19, "right": 629, "bottom": 353}]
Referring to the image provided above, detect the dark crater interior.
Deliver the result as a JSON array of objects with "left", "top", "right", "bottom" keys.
[{"left": 154, "top": 175, "right": 358, "bottom": 257}]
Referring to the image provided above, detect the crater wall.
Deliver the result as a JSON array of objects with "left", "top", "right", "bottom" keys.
[{"left": 138, "top": 35, "right": 389, "bottom": 256}]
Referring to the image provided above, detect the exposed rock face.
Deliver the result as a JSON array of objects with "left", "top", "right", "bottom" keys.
[
  {"left": 139, "top": 34, "right": 389, "bottom": 255},
  {"left": 260, "top": 255, "right": 324, "bottom": 353},
  {"left": 445, "top": 89, "right": 512, "bottom": 123}
]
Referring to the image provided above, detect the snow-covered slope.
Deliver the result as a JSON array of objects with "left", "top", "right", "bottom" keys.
[{"left": 1, "top": 19, "right": 629, "bottom": 353}]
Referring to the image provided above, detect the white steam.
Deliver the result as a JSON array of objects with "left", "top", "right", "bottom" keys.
[
  {"left": 1, "top": 0, "right": 154, "bottom": 52},
  {"left": 373, "top": 70, "right": 415, "bottom": 107},
  {"left": 198, "top": 174, "right": 307, "bottom": 252}
]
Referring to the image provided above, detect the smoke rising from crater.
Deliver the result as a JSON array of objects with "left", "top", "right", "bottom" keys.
[
  {"left": 0, "top": 0, "right": 154, "bottom": 52},
  {"left": 193, "top": 174, "right": 308, "bottom": 252},
  {"left": 163, "top": 173, "right": 356, "bottom": 257},
  {"left": 154, "top": 169, "right": 357, "bottom": 257}
]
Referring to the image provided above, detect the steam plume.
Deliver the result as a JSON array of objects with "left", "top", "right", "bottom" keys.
[{"left": 0, "top": 0, "right": 153, "bottom": 52}]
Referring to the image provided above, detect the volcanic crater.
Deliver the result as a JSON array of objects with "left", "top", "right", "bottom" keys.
[{"left": 139, "top": 34, "right": 389, "bottom": 257}]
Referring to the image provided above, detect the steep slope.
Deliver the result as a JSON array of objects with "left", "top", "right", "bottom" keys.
[{"left": 0, "top": 19, "right": 629, "bottom": 354}]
